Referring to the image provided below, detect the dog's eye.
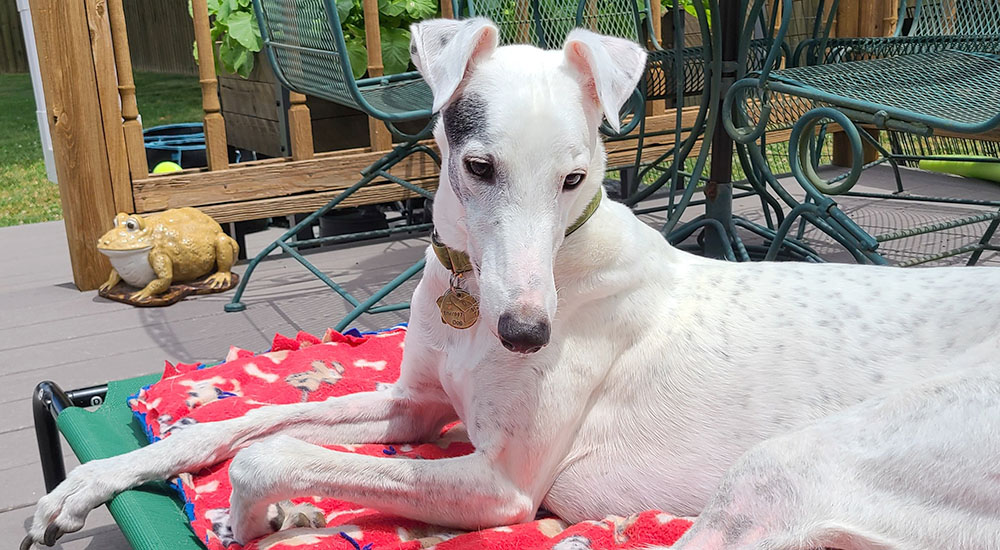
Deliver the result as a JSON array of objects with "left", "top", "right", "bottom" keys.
[
  {"left": 563, "top": 172, "right": 585, "bottom": 190},
  {"left": 464, "top": 158, "right": 494, "bottom": 180}
]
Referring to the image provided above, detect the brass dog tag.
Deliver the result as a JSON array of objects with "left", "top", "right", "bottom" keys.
[{"left": 436, "top": 287, "right": 479, "bottom": 329}]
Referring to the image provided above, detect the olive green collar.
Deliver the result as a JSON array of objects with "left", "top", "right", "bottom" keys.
[{"left": 432, "top": 190, "right": 602, "bottom": 275}]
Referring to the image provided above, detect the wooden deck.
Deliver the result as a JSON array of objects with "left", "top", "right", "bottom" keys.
[{"left": 1, "top": 164, "right": 998, "bottom": 548}]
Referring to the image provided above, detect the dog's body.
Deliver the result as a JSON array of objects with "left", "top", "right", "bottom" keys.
[
  {"left": 428, "top": 196, "right": 999, "bottom": 527},
  {"left": 25, "top": 18, "right": 1000, "bottom": 550},
  {"left": 673, "top": 368, "right": 1000, "bottom": 549}
]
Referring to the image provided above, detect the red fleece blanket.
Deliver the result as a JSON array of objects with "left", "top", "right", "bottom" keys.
[{"left": 128, "top": 327, "right": 693, "bottom": 550}]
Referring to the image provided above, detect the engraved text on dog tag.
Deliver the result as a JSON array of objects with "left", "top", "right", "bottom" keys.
[{"left": 436, "top": 287, "right": 479, "bottom": 329}]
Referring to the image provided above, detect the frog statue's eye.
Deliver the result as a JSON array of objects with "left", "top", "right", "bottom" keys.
[{"left": 125, "top": 218, "right": 140, "bottom": 231}]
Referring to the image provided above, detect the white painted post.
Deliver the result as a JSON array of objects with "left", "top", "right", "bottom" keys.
[{"left": 17, "top": 0, "right": 58, "bottom": 183}]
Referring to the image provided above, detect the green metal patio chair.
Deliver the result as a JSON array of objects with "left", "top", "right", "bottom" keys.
[
  {"left": 725, "top": 0, "right": 1000, "bottom": 265},
  {"left": 225, "top": 0, "right": 439, "bottom": 329}
]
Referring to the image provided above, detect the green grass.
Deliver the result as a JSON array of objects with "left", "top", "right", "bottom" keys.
[
  {"left": 133, "top": 72, "right": 205, "bottom": 126},
  {"left": 0, "top": 73, "right": 58, "bottom": 226},
  {"left": 0, "top": 71, "right": 203, "bottom": 227}
]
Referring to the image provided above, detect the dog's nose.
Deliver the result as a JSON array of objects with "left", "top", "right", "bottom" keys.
[{"left": 497, "top": 312, "right": 550, "bottom": 354}]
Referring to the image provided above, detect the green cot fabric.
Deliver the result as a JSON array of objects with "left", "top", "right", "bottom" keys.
[{"left": 56, "top": 374, "right": 206, "bottom": 550}]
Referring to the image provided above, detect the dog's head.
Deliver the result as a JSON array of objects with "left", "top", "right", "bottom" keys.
[{"left": 412, "top": 18, "right": 646, "bottom": 353}]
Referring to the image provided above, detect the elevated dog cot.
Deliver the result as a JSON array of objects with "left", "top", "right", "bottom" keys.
[{"left": 30, "top": 374, "right": 205, "bottom": 550}]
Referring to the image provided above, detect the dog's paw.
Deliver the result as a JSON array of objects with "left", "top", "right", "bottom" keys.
[
  {"left": 268, "top": 500, "right": 327, "bottom": 532},
  {"left": 23, "top": 463, "right": 114, "bottom": 547},
  {"left": 229, "top": 435, "right": 326, "bottom": 543},
  {"left": 228, "top": 438, "right": 287, "bottom": 543}
]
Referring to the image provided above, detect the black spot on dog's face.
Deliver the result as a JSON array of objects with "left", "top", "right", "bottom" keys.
[
  {"left": 443, "top": 93, "right": 495, "bottom": 198},
  {"left": 443, "top": 93, "right": 488, "bottom": 147}
]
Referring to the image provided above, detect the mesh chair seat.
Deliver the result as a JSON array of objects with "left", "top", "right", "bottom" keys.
[
  {"left": 645, "top": 46, "right": 705, "bottom": 100},
  {"left": 357, "top": 77, "right": 434, "bottom": 116},
  {"left": 768, "top": 49, "right": 1000, "bottom": 130},
  {"left": 256, "top": 0, "right": 433, "bottom": 122}
]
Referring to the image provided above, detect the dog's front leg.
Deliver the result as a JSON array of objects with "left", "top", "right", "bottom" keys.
[
  {"left": 25, "top": 275, "right": 453, "bottom": 549},
  {"left": 228, "top": 434, "right": 535, "bottom": 543},
  {"left": 25, "top": 385, "right": 454, "bottom": 548}
]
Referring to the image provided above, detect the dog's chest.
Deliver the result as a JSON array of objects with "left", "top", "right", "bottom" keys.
[{"left": 436, "top": 330, "right": 493, "bottom": 422}]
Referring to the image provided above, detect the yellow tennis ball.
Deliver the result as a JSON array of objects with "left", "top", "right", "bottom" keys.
[{"left": 152, "top": 161, "right": 183, "bottom": 174}]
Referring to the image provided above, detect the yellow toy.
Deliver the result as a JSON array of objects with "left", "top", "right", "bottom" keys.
[{"left": 152, "top": 161, "right": 184, "bottom": 174}]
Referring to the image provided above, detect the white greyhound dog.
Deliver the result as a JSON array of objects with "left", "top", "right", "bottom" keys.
[{"left": 24, "top": 18, "right": 1000, "bottom": 550}]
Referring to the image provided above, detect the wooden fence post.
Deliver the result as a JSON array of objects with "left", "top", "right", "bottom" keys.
[
  {"left": 288, "top": 91, "right": 315, "bottom": 160},
  {"left": 1, "top": 0, "right": 29, "bottom": 72},
  {"left": 83, "top": 0, "right": 133, "bottom": 214},
  {"left": 646, "top": 0, "right": 665, "bottom": 116},
  {"left": 191, "top": 0, "right": 230, "bottom": 170},
  {"left": 107, "top": 0, "right": 149, "bottom": 184},
  {"left": 29, "top": 0, "right": 117, "bottom": 290},
  {"left": 362, "top": 0, "right": 392, "bottom": 151},
  {"left": 516, "top": 0, "right": 531, "bottom": 44},
  {"left": 883, "top": 0, "right": 901, "bottom": 35}
]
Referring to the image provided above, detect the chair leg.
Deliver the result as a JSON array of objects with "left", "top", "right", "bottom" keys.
[
  {"left": 335, "top": 258, "right": 427, "bottom": 332},
  {"left": 619, "top": 167, "right": 638, "bottom": 199},
  {"left": 33, "top": 382, "right": 69, "bottom": 492},
  {"left": 968, "top": 215, "right": 1000, "bottom": 266},
  {"left": 738, "top": 135, "right": 890, "bottom": 264}
]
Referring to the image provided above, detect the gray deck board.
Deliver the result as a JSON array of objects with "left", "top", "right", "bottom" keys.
[{"left": 1, "top": 164, "right": 998, "bottom": 548}]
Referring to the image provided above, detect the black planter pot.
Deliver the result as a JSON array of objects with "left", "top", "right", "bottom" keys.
[{"left": 318, "top": 206, "right": 389, "bottom": 238}]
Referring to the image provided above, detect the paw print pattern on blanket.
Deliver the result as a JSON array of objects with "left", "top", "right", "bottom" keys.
[
  {"left": 285, "top": 360, "right": 346, "bottom": 402},
  {"left": 180, "top": 376, "right": 242, "bottom": 409},
  {"left": 129, "top": 328, "right": 694, "bottom": 549}
]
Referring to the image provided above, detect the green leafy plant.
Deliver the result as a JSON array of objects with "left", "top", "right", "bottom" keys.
[
  {"left": 190, "top": 0, "right": 264, "bottom": 79},
  {"left": 661, "top": 0, "right": 711, "bottom": 24},
  {"left": 339, "top": 0, "right": 438, "bottom": 78},
  {"left": 192, "top": 0, "right": 437, "bottom": 80}
]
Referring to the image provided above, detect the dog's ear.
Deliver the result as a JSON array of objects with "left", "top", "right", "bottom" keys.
[
  {"left": 410, "top": 18, "right": 499, "bottom": 113},
  {"left": 563, "top": 30, "right": 647, "bottom": 133}
]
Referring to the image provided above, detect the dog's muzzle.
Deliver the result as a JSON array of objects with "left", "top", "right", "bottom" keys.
[{"left": 497, "top": 312, "right": 550, "bottom": 354}]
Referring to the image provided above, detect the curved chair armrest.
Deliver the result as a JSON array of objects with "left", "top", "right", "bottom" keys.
[
  {"left": 600, "top": 87, "right": 646, "bottom": 137},
  {"left": 723, "top": 78, "right": 772, "bottom": 144}
]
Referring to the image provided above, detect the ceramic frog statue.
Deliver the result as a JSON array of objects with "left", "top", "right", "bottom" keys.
[{"left": 97, "top": 207, "right": 239, "bottom": 302}]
